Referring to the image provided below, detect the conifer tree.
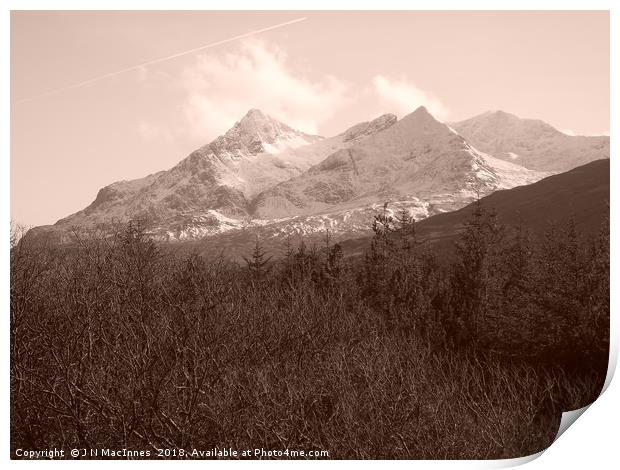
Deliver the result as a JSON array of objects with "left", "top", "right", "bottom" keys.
[
  {"left": 360, "top": 203, "right": 396, "bottom": 317},
  {"left": 395, "top": 208, "right": 416, "bottom": 252},
  {"left": 449, "top": 201, "right": 504, "bottom": 349},
  {"left": 243, "top": 237, "right": 272, "bottom": 280}
]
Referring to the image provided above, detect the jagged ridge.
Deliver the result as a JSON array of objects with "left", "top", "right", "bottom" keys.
[{"left": 35, "top": 106, "right": 607, "bottom": 244}]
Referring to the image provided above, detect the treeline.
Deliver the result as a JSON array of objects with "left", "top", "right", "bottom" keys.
[{"left": 10, "top": 204, "right": 609, "bottom": 459}]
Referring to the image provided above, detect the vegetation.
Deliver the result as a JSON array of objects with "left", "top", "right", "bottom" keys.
[{"left": 10, "top": 204, "right": 609, "bottom": 459}]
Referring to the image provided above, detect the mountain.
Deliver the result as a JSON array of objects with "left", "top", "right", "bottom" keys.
[
  {"left": 252, "top": 106, "right": 544, "bottom": 222},
  {"left": 451, "top": 110, "right": 609, "bottom": 172},
  {"left": 339, "top": 159, "right": 610, "bottom": 258},
  {"left": 33, "top": 107, "right": 602, "bottom": 249},
  {"left": 50, "top": 110, "right": 397, "bottom": 240},
  {"left": 177, "top": 108, "right": 549, "bottom": 259}
]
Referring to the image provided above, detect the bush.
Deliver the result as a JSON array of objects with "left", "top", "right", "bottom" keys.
[{"left": 10, "top": 208, "right": 608, "bottom": 459}]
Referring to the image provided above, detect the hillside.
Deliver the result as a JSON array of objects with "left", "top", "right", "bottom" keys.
[
  {"left": 339, "top": 159, "right": 610, "bottom": 257},
  {"left": 452, "top": 111, "right": 609, "bottom": 172}
]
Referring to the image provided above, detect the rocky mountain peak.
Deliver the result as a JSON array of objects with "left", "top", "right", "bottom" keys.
[
  {"left": 389, "top": 106, "right": 446, "bottom": 134},
  {"left": 230, "top": 109, "right": 297, "bottom": 143},
  {"left": 485, "top": 109, "right": 518, "bottom": 119},
  {"left": 467, "top": 110, "right": 556, "bottom": 132},
  {"left": 201, "top": 109, "right": 323, "bottom": 160},
  {"left": 388, "top": 106, "right": 455, "bottom": 140},
  {"left": 242, "top": 108, "right": 267, "bottom": 119},
  {"left": 404, "top": 105, "right": 438, "bottom": 122}
]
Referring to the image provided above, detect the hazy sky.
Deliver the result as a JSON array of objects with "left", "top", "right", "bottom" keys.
[{"left": 11, "top": 11, "right": 609, "bottom": 227}]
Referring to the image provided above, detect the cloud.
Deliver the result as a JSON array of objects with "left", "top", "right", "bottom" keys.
[
  {"left": 180, "top": 39, "right": 349, "bottom": 137},
  {"left": 560, "top": 128, "right": 576, "bottom": 136},
  {"left": 372, "top": 75, "right": 448, "bottom": 120},
  {"left": 139, "top": 40, "right": 451, "bottom": 143}
]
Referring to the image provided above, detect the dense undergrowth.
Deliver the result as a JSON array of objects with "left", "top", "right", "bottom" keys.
[{"left": 10, "top": 203, "right": 609, "bottom": 459}]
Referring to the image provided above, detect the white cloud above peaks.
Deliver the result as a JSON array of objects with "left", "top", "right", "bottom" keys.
[{"left": 181, "top": 39, "right": 349, "bottom": 138}]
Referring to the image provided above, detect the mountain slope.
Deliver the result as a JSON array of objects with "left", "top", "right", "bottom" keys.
[
  {"left": 52, "top": 110, "right": 397, "bottom": 239},
  {"left": 452, "top": 110, "right": 609, "bottom": 172},
  {"left": 253, "top": 107, "right": 545, "bottom": 221},
  {"left": 340, "top": 159, "right": 610, "bottom": 257}
]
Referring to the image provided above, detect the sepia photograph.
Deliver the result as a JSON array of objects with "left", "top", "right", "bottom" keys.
[{"left": 8, "top": 6, "right": 612, "bottom": 462}]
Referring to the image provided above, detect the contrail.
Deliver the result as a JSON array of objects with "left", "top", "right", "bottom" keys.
[{"left": 15, "top": 16, "right": 307, "bottom": 103}]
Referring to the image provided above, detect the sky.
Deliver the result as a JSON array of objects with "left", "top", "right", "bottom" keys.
[{"left": 11, "top": 10, "right": 610, "bottom": 227}]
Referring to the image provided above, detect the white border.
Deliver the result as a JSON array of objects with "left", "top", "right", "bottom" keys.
[
  {"left": 1, "top": 0, "right": 617, "bottom": 10},
  {"left": 3, "top": 2, "right": 617, "bottom": 469}
]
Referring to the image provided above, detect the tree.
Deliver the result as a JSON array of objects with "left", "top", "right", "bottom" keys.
[
  {"left": 395, "top": 208, "right": 416, "bottom": 252},
  {"left": 360, "top": 204, "right": 396, "bottom": 318},
  {"left": 243, "top": 237, "right": 272, "bottom": 280},
  {"left": 449, "top": 201, "right": 504, "bottom": 349},
  {"left": 359, "top": 204, "right": 438, "bottom": 335},
  {"left": 532, "top": 216, "right": 609, "bottom": 369}
]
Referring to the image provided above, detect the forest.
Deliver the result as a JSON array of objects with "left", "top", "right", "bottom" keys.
[{"left": 10, "top": 202, "right": 609, "bottom": 459}]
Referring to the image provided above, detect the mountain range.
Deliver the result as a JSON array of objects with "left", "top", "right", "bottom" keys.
[{"left": 33, "top": 106, "right": 609, "bottom": 249}]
